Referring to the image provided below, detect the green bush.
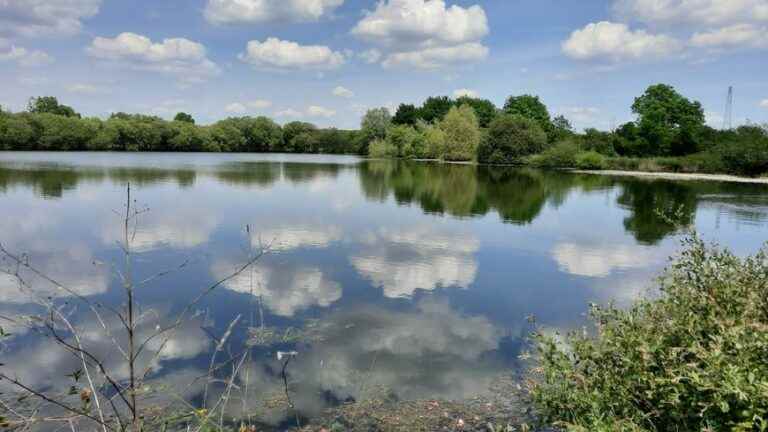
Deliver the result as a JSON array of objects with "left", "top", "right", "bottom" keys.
[
  {"left": 367, "top": 138, "right": 398, "bottom": 158},
  {"left": 531, "top": 236, "right": 768, "bottom": 432},
  {"left": 439, "top": 105, "right": 481, "bottom": 161},
  {"left": 529, "top": 140, "right": 579, "bottom": 168},
  {"left": 715, "top": 138, "right": 768, "bottom": 176},
  {"left": 574, "top": 151, "right": 607, "bottom": 170},
  {"left": 481, "top": 114, "right": 547, "bottom": 164}
]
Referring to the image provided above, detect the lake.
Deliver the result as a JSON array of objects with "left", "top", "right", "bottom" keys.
[{"left": 1, "top": 152, "right": 767, "bottom": 429}]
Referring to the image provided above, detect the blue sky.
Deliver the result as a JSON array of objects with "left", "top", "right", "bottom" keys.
[{"left": 1, "top": 0, "right": 767, "bottom": 129}]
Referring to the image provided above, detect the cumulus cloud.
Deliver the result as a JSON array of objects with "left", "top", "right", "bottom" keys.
[
  {"left": 690, "top": 24, "right": 768, "bottom": 49},
  {"left": 761, "top": 99, "right": 768, "bottom": 108},
  {"left": 562, "top": 21, "right": 683, "bottom": 62},
  {"left": 0, "top": 40, "right": 54, "bottom": 67},
  {"left": 255, "top": 225, "right": 342, "bottom": 251},
  {"left": 238, "top": 37, "right": 345, "bottom": 70},
  {"left": 213, "top": 261, "right": 341, "bottom": 317},
  {"left": 274, "top": 106, "right": 336, "bottom": 118},
  {"left": 0, "top": 0, "right": 101, "bottom": 37},
  {"left": 306, "top": 105, "right": 336, "bottom": 117},
  {"left": 381, "top": 42, "right": 488, "bottom": 69},
  {"left": 225, "top": 99, "right": 273, "bottom": 114},
  {"left": 453, "top": 88, "right": 478, "bottom": 98},
  {"left": 66, "top": 83, "right": 111, "bottom": 94},
  {"left": 351, "top": 226, "right": 479, "bottom": 298},
  {"left": 552, "top": 242, "right": 658, "bottom": 278},
  {"left": 358, "top": 48, "right": 382, "bottom": 64},
  {"left": 87, "top": 32, "right": 220, "bottom": 84},
  {"left": 332, "top": 86, "right": 354, "bottom": 98},
  {"left": 613, "top": 0, "right": 768, "bottom": 27},
  {"left": 352, "top": 0, "right": 490, "bottom": 69},
  {"left": 204, "top": 0, "right": 344, "bottom": 24}
]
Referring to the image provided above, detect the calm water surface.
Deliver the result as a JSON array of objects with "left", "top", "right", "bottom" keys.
[{"left": 1, "top": 152, "right": 767, "bottom": 427}]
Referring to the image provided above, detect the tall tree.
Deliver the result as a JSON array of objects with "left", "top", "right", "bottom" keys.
[
  {"left": 419, "top": 96, "right": 454, "bottom": 123},
  {"left": 503, "top": 95, "right": 550, "bottom": 126},
  {"left": 392, "top": 104, "right": 419, "bottom": 126},
  {"left": 27, "top": 96, "right": 80, "bottom": 118},
  {"left": 455, "top": 96, "right": 498, "bottom": 128},
  {"left": 174, "top": 112, "right": 195, "bottom": 124},
  {"left": 631, "top": 84, "right": 705, "bottom": 156}
]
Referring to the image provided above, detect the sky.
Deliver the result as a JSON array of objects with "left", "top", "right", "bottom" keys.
[{"left": 0, "top": 0, "right": 767, "bottom": 130}]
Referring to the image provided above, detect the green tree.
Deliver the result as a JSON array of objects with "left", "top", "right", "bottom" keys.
[
  {"left": 455, "top": 96, "right": 498, "bottom": 128},
  {"left": 549, "top": 114, "right": 574, "bottom": 143},
  {"left": 503, "top": 95, "right": 550, "bottom": 127},
  {"left": 282, "top": 121, "right": 317, "bottom": 151},
  {"left": 631, "top": 84, "right": 705, "bottom": 156},
  {"left": 360, "top": 108, "right": 392, "bottom": 151},
  {"left": 0, "top": 114, "right": 36, "bottom": 150},
  {"left": 480, "top": 114, "right": 547, "bottom": 163},
  {"left": 173, "top": 112, "right": 195, "bottom": 124},
  {"left": 419, "top": 96, "right": 454, "bottom": 123},
  {"left": 27, "top": 96, "right": 80, "bottom": 118},
  {"left": 392, "top": 104, "right": 420, "bottom": 126},
  {"left": 439, "top": 105, "right": 481, "bottom": 161}
]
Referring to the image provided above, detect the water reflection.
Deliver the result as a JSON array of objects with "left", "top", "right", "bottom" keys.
[{"left": 0, "top": 153, "right": 767, "bottom": 429}]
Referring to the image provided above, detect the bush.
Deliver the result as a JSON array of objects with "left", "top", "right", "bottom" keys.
[
  {"left": 715, "top": 138, "right": 768, "bottom": 176},
  {"left": 531, "top": 236, "right": 768, "bottom": 432},
  {"left": 574, "top": 151, "right": 607, "bottom": 170},
  {"left": 529, "top": 140, "right": 579, "bottom": 168},
  {"left": 439, "top": 105, "right": 481, "bottom": 161},
  {"left": 368, "top": 138, "right": 398, "bottom": 158},
  {"left": 481, "top": 114, "right": 547, "bottom": 164}
]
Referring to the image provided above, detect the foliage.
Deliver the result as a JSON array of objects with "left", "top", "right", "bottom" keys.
[
  {"left": 581, "top": 128, "right": 616, "bottom": 156},
  {"left": 574, "top": 151, "right": 607, "bottom": 170},
  {"left": 548, "top": 115, "right": 574, "bottom": 143},
  {"left": 27, "top": 96, "right": 80, "bottom": 118},
  {"left": 174, "top": 112, "right": 195, "bottom": 124},
  {"left": 631, "top": 84, "right": 705, "bottom": 156},
  {"left": 420, "top": 96, "right": 455, "bottom": 123},
  {"left": 529, "top": 140, "right": 579, "bottom": 168},
  {"left": 531, "top": 235, "right": 768, "bottom": 431},
  {"left": 368, "top": 138, "right": 399, "bottom": 158},
  {"left": 455, "top": 96, "right": 498, "bottom": 128},
  {"left": 439, "top": 105, "right": 481, "bottom": 161},
  {"left": 360, "top": 107, "right": 392, "bottom": 152},
  {"left": 503, "top": 95, "right": 550, "bottom": 127},
  {"left": 481, "top": 114, "right": 547, "bottom": 164},
  {"left": 392, "top": 103, "right": 419, "bottom": 126}
]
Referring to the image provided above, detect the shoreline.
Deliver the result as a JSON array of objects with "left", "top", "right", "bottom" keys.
[{"left": 572, "top": 169, "right": 768, "bottom": 184}]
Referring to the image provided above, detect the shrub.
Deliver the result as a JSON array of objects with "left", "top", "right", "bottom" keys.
[
  {"left": 367, "top": 138, "right": 398, "bottom": 158},
  {"left": 715, "top": 138, "right": 768, "bottom": 176},
  {"left": 531, "top": 236, "right": 768, "bottom": 432},
  {"left": 439, "top": 105, "right": 481, "bottom": 161},
  {"left": 574, "top": 151, "right": 607, "bottom": 170},
  {"left": 481, "top": 114, "right": 547, "bottom": 164},
  {"left": 529, "top": 140, "right": 579, "bottom": 168}
]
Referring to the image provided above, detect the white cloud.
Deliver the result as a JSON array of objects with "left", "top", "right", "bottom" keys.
[
  {"left": 307, "top": 105, "right": 336, "bottom": 117},
  {"left": 351, "top": 226, "right": 479, "bottom": 298},
  {"left": 238, "top": 37, "right": 345, "bottom": 70},
  {"left": 358, "top": 48, "right": 382, "bottom": 64},
  {"left": 562, "top": 21, "right": 683, "bottom": 62},
  {"left": 381, "top": 42, "right": 488, "bottom": 69},
  {"left": 204, "top": 0, "right": 344, "bottom": 24},
  {"left": 332, "top": 86, "right": 354, "bottom": 98},
  {"left": 690, "top": 24, "right": 768, "bottom": 49},
  {"left": 66, "top": 83, "right": 111, "bottom": 94},
  {"left": 274, "top": 106, "right": 336, "bottom": 118},
  {"left": 214, "top": 262, "right": 341, "bottom": 317},
  {"left": 760, "top": 99, "right": 768, "bottom": 108},
  {"left": 560, "top": 106, "right": 601, "bottom": 127},
  {"left": 0, "top": 0, "right": 101, "bottom": 37},
  {"left": 225, "top": 99, "right": 273, "bottom": 113},
  {"left": 87, "top": 32, "right": 220, "bottom": 85},
  {"left": 613, "top": 0, "right": 768, "bottom": 27},
  {"left": 453, "top": 88, "right": 478, "bottom": 98},
  {"left": 552, "top": 242, "right": 658, "bottom": 278},
  {"left": 352, "top": 0, "right": 490, "bottom": 69},
  {"left": 0, "top": 43, "right": 54, "bottom": 67}
]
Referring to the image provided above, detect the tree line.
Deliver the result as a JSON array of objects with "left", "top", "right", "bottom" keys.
[
  {"left": 362, "top": 84, "right": 768, "bottom": 176},
  {"left": 2, "top": 87, "right": 767, "bottom": 175},
  {"left": 0, "top": 97, "right": 362, "bottom": 154}
]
